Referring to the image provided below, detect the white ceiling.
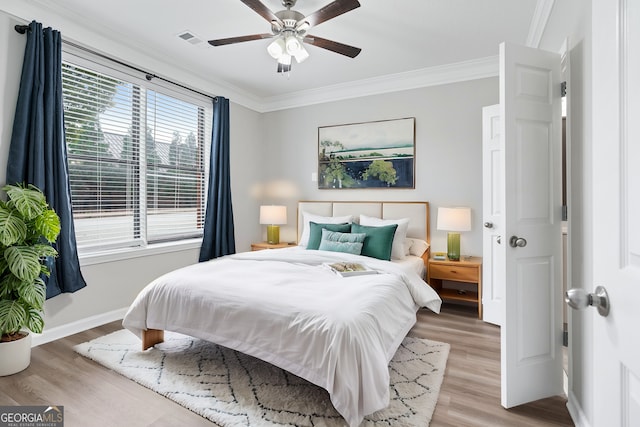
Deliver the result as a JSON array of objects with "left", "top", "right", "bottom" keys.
[{"left": 22, "top": 0, "right": 548, "bottom": 111}]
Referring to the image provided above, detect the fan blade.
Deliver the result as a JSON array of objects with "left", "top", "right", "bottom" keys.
[
  {"left": 302, "top": 0, "right": 360, "bottom": 28},
  {"left": 240, "top": 0, "right": 283, "bottom": 25},
  {"left": 208, "top": 34, "right": 273, "bottom": 46},
  {"left": 303, "top": 35, "right": 361, "bottom": 58}
]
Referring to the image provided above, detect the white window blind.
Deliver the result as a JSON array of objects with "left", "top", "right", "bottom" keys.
[
  {"left": 146, "top": 90, "right": 206, "bottom": 242},
  {"left": 61, "top": 60, "right": 210, "bottom": 253}
]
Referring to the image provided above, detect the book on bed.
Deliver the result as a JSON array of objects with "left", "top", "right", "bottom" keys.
[{"left": 325, "top": 262, "right": 378, "bottom": 277}]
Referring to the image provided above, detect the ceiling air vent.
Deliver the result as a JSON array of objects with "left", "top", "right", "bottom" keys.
[{"left": 177, "top": 30, "right": 204, "bottom": 45}]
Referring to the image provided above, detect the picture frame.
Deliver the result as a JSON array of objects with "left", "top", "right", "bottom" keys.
[{"left": 318, "top": 117, "right": 415, "bottom": 189}]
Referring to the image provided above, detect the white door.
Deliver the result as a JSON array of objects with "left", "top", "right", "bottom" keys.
[
  {"left": 500, "top": 42, "right": 563, "bottom": 408},
  {"left": 482, "top": 104, "right": 504, "bottom": 326},
  {"left": 591, "top": 0, "right": 640, "bottom": 424}
]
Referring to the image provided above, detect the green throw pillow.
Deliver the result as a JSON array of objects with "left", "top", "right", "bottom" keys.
[
  {"left": 318, "top": 229, "right": 366, "bottom": 255},
  {"left": 307, "top": 222, "right": 352, "bottom": 250},
  {"left": 351, "top": 223, "right": 398, "bottom": 261}
]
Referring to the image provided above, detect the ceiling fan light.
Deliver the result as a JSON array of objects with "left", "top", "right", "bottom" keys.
[
  {"left": 278, "top": 53, "right": 292, "bottom": 66},
  {"left": 285, "top": 35, "right": 302, "bottom": 55},
  {"left": 267, "top": 38, "right": 286, "bottom": 59},
  {"left": 294, "top": 45, "right": 309, "bottom": 63}
]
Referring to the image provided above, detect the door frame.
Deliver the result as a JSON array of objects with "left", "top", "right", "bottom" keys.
[{"left": 559, "top": 38, "right": 573, "bottom": 399}]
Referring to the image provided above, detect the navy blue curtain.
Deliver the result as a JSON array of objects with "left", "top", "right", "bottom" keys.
[
  {"left": 6, "top": 21, "right": 86, "bottom": 299},
  {"left": 199, "top": 97, "right": 236, "bottom": 261}
]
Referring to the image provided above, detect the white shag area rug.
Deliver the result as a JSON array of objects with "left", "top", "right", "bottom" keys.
[{"left": 74, "top": 330, "right": 449, "bottom": 427}]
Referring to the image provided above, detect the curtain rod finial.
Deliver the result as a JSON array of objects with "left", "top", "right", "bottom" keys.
[{"left": 15, "top": 24, "right": 29, "bottom": 34}]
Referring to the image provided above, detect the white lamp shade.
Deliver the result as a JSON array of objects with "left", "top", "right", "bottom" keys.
[
  {"left": 267, "top": 38, "right": 286, "bottom": 59},
  {"left": 278, "top": 53, "right": 292, "bottom": 66},
  {"left": 260, "top": 205, "right": 287, "bottom": 225},
  {"left": 293, "top": 44, "right": 309, "bottom": 63},
  {"left": 437, "top": 207, "right": 471, "bottom": 231},
  {"left": 285, "top": 35, "right": 302, "bottom": 55}
]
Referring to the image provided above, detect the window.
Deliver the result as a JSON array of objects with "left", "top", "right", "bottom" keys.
[{"left": 61, "top": 53, "right": 211, "bottom": 254}]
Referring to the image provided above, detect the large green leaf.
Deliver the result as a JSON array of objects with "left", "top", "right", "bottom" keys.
[
  {"left": 0, "top": 274, "right": 22, "bottom": 298},
  {"left": 26, "top": 306, "right": 44, "bottom": 334},
  {"left": 4, "top": 246, "right": 41, "bottom": 283},
  {"left": 39, "top": 263, "right": 51, "bottom": 277},
  {"left": 0, "top": 205, "right": 27, "bottom": 246},
  {"left": 34, "top": 243, "right": 58, "bottom": 259},
  {"left": 34, "top": 209, "right": 61, "bottom": 243},
  {"left": 16, "top": 278, "right": 46, "bottom": 310},
  {"left": 0, "top": 255, "right": 8, "bottom": 277},
  {"left": 0, "top": 299, "right": 27, "bottom": 335},
  {"left": 3, "top": 185, "right": 46, "bottom": 221}
]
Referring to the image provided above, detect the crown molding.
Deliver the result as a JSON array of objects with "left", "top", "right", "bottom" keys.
[
  {"left": 256, "top": 56, "right": 499, "bottom": 112},
  {"left": 1, "top": 0, "right": 499, "bottom": 114},
  {"left": 526, "top": 0, "right": 556, "bottom": 48}
]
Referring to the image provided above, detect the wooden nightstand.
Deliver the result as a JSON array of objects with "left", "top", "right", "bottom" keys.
[
  {"left": 427, "top": 256, "right": 483, "bottom": 319},
  {"left": 250, "top": 242, "right": 293, "bottom": 251}
]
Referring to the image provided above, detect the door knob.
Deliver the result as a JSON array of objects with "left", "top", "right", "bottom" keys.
[
  {"left": 565, "top": 286, "right": 610, "bottom": 317},
  {"left": 484, "top": 222, "right": 494, "bottom": 228},
  {"left": 509, "top": 236, "right": 527, "bottom": 247}
]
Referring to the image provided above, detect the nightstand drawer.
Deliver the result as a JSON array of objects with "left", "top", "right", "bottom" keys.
[
  {"left": 429, "top": 264, "right": 477, "bottom": 282},
  {"left": 251, "top": 242, "right": 293, "bottom": 251}
]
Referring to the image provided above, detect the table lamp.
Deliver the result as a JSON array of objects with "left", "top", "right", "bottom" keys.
[
  {"left": 437, "top": 207, "right": 471, "bottom": 261},
  {"left": 260, "top": 205, "right": 287, "bottom": 244}
]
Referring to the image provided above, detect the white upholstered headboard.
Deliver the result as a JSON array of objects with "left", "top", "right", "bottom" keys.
[{"left": 297, "top": 201, "right": 430, "bottom": 245}]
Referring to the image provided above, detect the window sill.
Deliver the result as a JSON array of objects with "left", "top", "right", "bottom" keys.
[{"left": 79, "top": 238, "right": 202, "bottom": 267}]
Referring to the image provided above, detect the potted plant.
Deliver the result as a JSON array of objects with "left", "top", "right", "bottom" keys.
[{"left": 0, "top": 184, "right": 60, "bottom": 376}]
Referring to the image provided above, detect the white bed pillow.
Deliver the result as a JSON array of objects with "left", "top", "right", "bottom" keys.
[
  {"left": 359, "top": 215, "right": 410, "bottom": 260},
  {"left": 406, "top": 238, "right": 430, "bottom": 257},
  {"left": 299, "top": 212, "right": 354, "bottom": 247}
]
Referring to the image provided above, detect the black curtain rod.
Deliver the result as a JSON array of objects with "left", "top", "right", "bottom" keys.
[{"left": 14, "top": 24, "right": 217, "bottom": 102}]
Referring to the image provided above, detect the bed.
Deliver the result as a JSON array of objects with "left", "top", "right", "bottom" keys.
[{"left": 122, "top": 201, "right": 441, "bottom": 426}]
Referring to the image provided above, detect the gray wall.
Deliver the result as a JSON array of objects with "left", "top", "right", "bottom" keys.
[{"left": 262, "top": 79, "right": 498, "bottom": 255}]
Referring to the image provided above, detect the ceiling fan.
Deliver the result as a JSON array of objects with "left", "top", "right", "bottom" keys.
[{"left": 208, "top": 0, "right": 362, "bottom": 73}]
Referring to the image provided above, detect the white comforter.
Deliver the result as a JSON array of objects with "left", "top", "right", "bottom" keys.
[{"left": 122, "top": 247, "right": 441, "bottom": 426}]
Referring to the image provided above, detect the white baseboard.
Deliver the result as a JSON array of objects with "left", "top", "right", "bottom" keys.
[
  {"left": 567, "top": 390, "right": 590, "bottom": 427},
  {"left": 31, "top": 307, "right": 129, "bottom": 347}
]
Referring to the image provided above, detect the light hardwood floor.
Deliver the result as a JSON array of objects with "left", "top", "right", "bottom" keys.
[
  {"left": 0, "top": 303, "right": 573, "bottom": 426},
  {"left": 411, "top": 304, "right": 573, "bottom": 426}
]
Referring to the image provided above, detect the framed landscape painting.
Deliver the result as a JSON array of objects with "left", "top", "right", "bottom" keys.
[{"left": 318, "top": 117, "right": 415, "bottom": 189}]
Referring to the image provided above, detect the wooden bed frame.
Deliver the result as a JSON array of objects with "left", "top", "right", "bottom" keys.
[
  {"left": 141, "top": 200, "right": 430, "bottom": 350},
  {"left": 142, "top": 328, "right": 164, "bottom": 350}
]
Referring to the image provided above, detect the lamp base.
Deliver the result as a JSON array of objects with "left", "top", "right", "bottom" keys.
[
  {"left": 267, "top": 225, "right": 280, "bottom": 244},
  {"left": 447, "top": 232, "right": 461, "bottom": 261}
]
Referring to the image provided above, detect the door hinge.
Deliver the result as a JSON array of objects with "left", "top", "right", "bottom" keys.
[
  {"left": 562, "top": 205, "right": 568, "bottom": 221},
  {"left": 561, "top": 81, "right": 567, "bottom": 97}
]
